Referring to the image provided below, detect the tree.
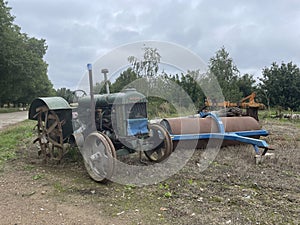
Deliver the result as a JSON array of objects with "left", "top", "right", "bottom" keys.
[
  {"left": 169, "top": 71, "right": 204, "bottom": 108},
  {"left": 110, "top": 68, "right": 139, "bottom": 93},
  {"left": 94, "top": 81, "right": 112, "bottom": 94},
  {"left": 126, "top": 47, "right": 188, "bottom": 117},
  {"left": 108, "top": 47, "right": 160, "bottom": 95},
  {"left": 0, "top": 0, "right": 54, "bottom": 106},
  {"left": 259, "top": 62, "right": 300, "bottom": 110},
  {"left": 56, "top": 88, "right": 73, "bottom": 103},
  {"left": 128, "top": 47, "right": 160, "bottom": 77},
  {"left": 208, "top": 47, "right": 242, "bottom": 102},
  {"left": 236, "top": 73, "right": 257, "bottom": 97},
  {"left": 0, "top": 0, "right": 14, "bottom": 33}
]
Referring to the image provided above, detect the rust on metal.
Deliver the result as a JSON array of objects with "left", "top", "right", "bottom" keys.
[
  {"left": 162, "top": 116, "right": 261, "bottom": 149},
  {"left": 33, "top": 106, "right": 67, "bottom": 161},
  {"left": 162, "top": 116, "right": 260, "bottom": 135}
]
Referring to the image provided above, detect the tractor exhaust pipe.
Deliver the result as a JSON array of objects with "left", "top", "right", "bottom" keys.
[
  {"left": 101, "top": 68, "right": 110, "bottom": 94},
  {"left": 87, "top": 63, "right": 96, "bottom": 131}
]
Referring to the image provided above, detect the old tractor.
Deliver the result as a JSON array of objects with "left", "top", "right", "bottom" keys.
[
  {"left": 28, "top": 64, "right": 273, "bottom": 183},
  {"left": 29, "top": 86, "right": 173, "bottom": 183}
]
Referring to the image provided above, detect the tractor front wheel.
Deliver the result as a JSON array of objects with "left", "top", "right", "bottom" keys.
[{"left": 82, "top": 132, "right": 116, "bottom": 183}]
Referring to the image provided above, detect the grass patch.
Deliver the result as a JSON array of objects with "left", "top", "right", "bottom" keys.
[
  {"left": 32, "top": 173, "right": 44, "bottom": 180},
  {"left": 23, "top": 164, "right": 35, "bottom": 171},
  {"left": 259, "top": 108, "right": 300, "bottom": 120},
  {"left": 64, "top": 147, "right": 82, "bottom": 162},
  {"left": 0, "top": 108, "right": 23, "bottom": 113},
  {"left": 53, "top": 181, "right": 67, "bottom": 193},
  {"left": 0, "top": 120, "right": 35, "bottom": 166}
]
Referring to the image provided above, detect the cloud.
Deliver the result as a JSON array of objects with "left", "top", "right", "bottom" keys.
[{"left": 7, "top": 0, "right": 300, "bottom": 89}]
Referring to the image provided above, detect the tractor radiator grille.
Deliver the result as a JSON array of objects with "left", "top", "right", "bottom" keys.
[{"left": 127, "top": 103, "right": 147, "bottom": 119}]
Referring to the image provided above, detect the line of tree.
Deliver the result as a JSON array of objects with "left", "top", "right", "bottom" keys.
[
  {"left": 96, "top": 47, "right": 300, "bottom": 111},
  {"left": 259, "top": 62, "right": 300, "bottom": 110},
  {"left": 0, "top": 1, "right": 55, "bottom": 107}
]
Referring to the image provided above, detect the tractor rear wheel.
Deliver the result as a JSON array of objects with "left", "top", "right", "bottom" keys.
[
  {"left": 144, "top": 123, "right": 173, "bottom": 163},
  {"left": 33, "top": 106, "right": 66, "bottom": 162}
]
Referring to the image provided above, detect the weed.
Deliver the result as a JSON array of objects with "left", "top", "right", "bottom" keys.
[
  {"left": 158, "top": 182, "right": 173, "bottom": 198},
  {"left": 32, "top": 174, "right": 44, "bottom": 180},
  {"left": 124, "top": 184, "right": 136, "bottom": 191},
  {"left": 210, "top": 196, "right": 224, "bottom": 203},
  {"left": 159, "top": 183, "right": 169, "bottom": 190},
  {"left": 64, "top": 146, "right": 82, "bottom": 162},
  {"left": 164, "top": 191, "right": 172, "bottom": 198},
  {"left": 187, "top": 179, "right": 193, "bottom": 185},
  {"left": 53, "top": 182, "right": 66, "bottom": 192},
  {"left": 23, "top": 165, "right": 35, "bottom": 171}
]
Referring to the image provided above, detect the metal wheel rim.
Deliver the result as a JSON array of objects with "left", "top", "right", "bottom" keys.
[
  {"left": 34, "top": 107, "right": 65, "bottom": 161},
  {"left": 144, "top": 123, "right": 173, "bottom": 162},
  {"left": 83, "top": 132, "right": 115, "bottom": 182}
]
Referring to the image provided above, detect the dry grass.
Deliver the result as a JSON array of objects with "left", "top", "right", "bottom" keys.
[{"left": 0, "top": 118, "right": 299, "bottom": 225}]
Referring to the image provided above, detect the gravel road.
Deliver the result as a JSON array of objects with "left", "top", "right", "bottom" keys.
[{"left": 0, "top": 111, "right": 28, "bottom": 130}]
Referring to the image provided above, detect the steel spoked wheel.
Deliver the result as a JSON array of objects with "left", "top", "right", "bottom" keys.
[
  {"left": 144, "top": 123, "right": 173, "bottom": 163},
  {"left": 34, "top": 106, "right": 66, "bottom": 161},
  {"left": 82, "top": 132, "right": 116, "bottom": 183}
]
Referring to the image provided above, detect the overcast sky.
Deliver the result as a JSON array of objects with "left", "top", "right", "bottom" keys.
[{"left": 8, "top": 0, "right": 300, "bottom": 90}]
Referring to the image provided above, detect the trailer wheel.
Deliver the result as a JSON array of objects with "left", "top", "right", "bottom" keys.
[
  {"left": 82, "top": 132, "right": 116, "bottom": 183},
  {"left": 144, "top": 123, "right": 173, "bottom": 163}
]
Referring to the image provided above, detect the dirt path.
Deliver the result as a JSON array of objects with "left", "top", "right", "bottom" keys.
[
  {"left": 0, "top": 160, "right": 125, "bottom": 225},
  {"left": 0, "top": 111, "right": 28, "bottom": 130}
]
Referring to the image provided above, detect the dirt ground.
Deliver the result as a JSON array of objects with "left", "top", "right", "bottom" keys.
[{"left": 0, "top": 118, "right": 299, "bottom": 225}]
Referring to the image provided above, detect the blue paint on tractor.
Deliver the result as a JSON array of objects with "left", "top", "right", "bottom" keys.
[{"left": 127, "top": 118, "right": 148, "bottom": 136}]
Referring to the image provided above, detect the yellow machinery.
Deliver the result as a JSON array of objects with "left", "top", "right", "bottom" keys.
[{"left": 204, "top": 93, "right": 265, "bottom": 120}]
